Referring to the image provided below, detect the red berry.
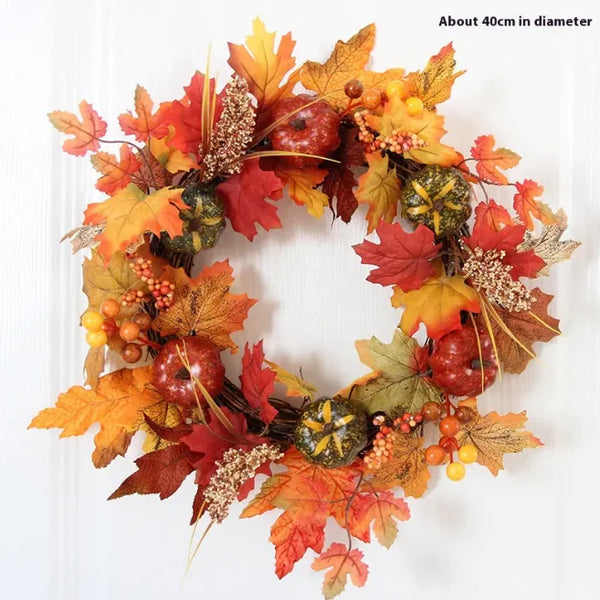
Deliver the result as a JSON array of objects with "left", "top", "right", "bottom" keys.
[
  {"left": 402, "top": 412, "right": 411, "bottom": 422},
  {"left": 414, "top": 413, "right": 423, "bottom": 423},
  {"left": 425, "top": 445, "right": 446, "bottom": 466},
  {"left": 122, "top": 342, "right": 143, "bottom": 364},
  {"left": 133, "top": 312, "right": 152, "bottom": 331},
  {"left": 439, "top": 416, "right": 461, "bottom": 437},
  {"left": 152, "top": 336, "right": 225, "bottom": 408},
  {"left": 399, "top": 423, "right": 411, "bottom": 433},
  {"left": 269, "top": 94, "right": 340, "bottom": 168},
  {"left": 422, "top": 401, "right": 442, "bottom": 421},
  {"left": 455, "top": 405, "right": 476, "bottom": 424}
]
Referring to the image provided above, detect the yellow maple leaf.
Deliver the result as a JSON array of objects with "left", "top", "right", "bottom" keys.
[
  {"left": 369, "top": 432, "right": 431, "bottom": 498},
  {"left": 366, "top": 96, "right": 461, "bottom": 167},
  {"left": 264, "top": 360, "right": 317, "bottom": 400},
  {"left": 355, "top": 153, "right": 400, "bottom": 233},
  {"left": 84, "top": 184, "right": 186, "bottom": 264},
  {"left": 151, "top": 261, "right": 256, "bottom": 352},
  {"left": 300, "top": 24, "right": 404, "bottom": 112},
  {"left": 391, "top": 263, "right": 480, "bottom": 339},
  {"left": 274, "top": 166, "right": 329, "bottom": 218},
  {"left": 228, "top": 17, "right": 298, "bottom": 118},
  {"left": 456, "top": 399, "right": 542, "bottom": 475},
  {"left": 29, "top": 367, "right": 161, "bottom": 468},
  {"left": 138, "top": 402, "right": 183, "bottom": 453},
  {"left": 148, "top": 126, "right": 198, "bottom": 174},
  {"left": 404, "top": 43, "right": 465, "bottom": 109}
]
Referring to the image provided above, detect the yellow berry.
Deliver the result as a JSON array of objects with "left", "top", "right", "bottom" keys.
[
  {"left": 82, "top": 311, "right": 104, "bottom": 332},
  {"left": 386, "top": 80, "right": 405, "bottom": 98},
  {"left": 458, "top": 444, "right": 478, "bottom": 464},
  {"left": 446, "top": 462, "right": 466, "bottom": 481},
  {"left": 86, "top": 330, "right": 108, "bottom": 348},
  {"left": 405, "top": 96, "right": 424, "bottom": 116}
]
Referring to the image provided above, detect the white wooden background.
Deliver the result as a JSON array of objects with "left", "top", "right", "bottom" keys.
[{"left": 2, "top": 0, "right": 599, "bottom": 598}]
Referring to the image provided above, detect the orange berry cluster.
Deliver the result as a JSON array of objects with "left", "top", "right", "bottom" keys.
[
  {"left": 370, "top": 130, "right": 427, "bottom": 155},
  {"left": 124, "top": 255, "right": 175, "bottom": 311},
  {"left": 363, "top": 411, "right": 424, "bottom": 470}
]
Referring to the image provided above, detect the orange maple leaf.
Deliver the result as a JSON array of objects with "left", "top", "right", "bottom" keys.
[
  {"left": 300, "top": 24, "right": 404, "bottom": 112},
  {"left": 513, "top": 179, "right": 556, "bottom": 229},
  {"left": 118, "top": 85, "right": 170, "bottom": 142},
  {"left": 274, "top": 166, "right": 329, "bottom": 218},
  {"left": 474, "top": 199, "right": 514, "bottom": 232},
  {"left": 28, "top": 367, "right": 162, "bottom": 468},
  {"left": 456, "top": 398, "right": 542, "bottom": 475},
  {"left": 355, "top": 153, "right": 400, "bottom": 233},
  {"left": 470, "top": 134, "right": 520, "bottom": 185},
  {"left": 366, "top": 96, "right": 461, "bottom": 167},
  {"left": 90, "top": 144, "right": 144, "bottom": 195},
  {"left": 404, "top": 43, "right": 465, "bottom": 109},
  {"left": 151, "top": 261, "right": 256, "bottom": 352},
  {"left": 48, "top": 100, "right": 107, "bottom": 156},
  {"left": 312, "top": 543, "right": 369, "bottom": 599},
  {"left": 83, "top": 184, "right": 185, "bottom": 263},
  {"left": 391, "top": 263, "right": 480, "bottom": 340},
  {"left": 228, "top": 18, "right": 298, "bottom": 119},
  {"left": 148, "top": 126, "right": 199, "bottom": 174}
]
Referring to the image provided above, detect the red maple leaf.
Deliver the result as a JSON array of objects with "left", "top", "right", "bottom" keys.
[
  {"left": 354, "top": 222, "right": 441, "bottom": 291},
  {"left": 167, "top": 72, "right": 225, "bottom": 154},
  {"left": 513, "top": 179, "right": 556, "bottom": 229},
  {"left": 465, "top": 218, "right": 545, "bottom": 279},
  {"left": 240, "top": 340, "right": 278, "bottom": 424},
  {"left": 180, "top": 406, "right": 266, "bottom": 487},
  {"left": 91, "top": 144, "right": 143, "bottom": 195},
  {"left": 473, "top": 199, "right": 514, "bottom": 232},
  {"left": 48, "top": 100, "right": 107, "bottom": 156},
  {"left": 216, "top": 161, "right": 284, "bottom": 240}
]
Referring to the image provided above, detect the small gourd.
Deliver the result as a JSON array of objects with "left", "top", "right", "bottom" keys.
[
  {"left": 162, "top": 184, "right": 225, "bottom": 253},
  {"left": 294, "top": 397, "right": 368, "bottom": 468},
  {"left": 401, "top": 165, "right": 472, "bottom": 237}
]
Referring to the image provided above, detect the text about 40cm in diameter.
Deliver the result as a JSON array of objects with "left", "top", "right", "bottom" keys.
[{"left": 439, "top": 15, "right": 593, "bottom": 27}]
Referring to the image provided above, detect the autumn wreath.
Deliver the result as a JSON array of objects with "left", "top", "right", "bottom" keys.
[{"left": 31, "top": 19, "right": 580, "bottom": 598}]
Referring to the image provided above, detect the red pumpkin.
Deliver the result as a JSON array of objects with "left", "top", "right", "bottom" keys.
[
  {"left": 269, "top": 94, "right": 340, "bottom": 167},
  {"left": 430, "top": 327, "right": 497, "bottom": 397},
  {"left": 152, "top": 336, "right": 225, "bottom": 408}
]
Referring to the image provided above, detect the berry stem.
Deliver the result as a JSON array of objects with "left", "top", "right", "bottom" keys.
[{"left": 137, "top": 335, "right": 163, "bottom": 351}]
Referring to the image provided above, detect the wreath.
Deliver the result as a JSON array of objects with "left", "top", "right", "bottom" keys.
[{"left": 30, "top": 19, "right": 580, "bottom": 598}]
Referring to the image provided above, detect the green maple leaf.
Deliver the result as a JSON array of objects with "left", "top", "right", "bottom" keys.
[{"left": 345, "top": 329, "right": 441, "bottom": 415}]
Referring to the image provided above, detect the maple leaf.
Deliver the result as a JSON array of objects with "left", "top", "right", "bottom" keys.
[
  {"left": 148, "top": 126, "right": 198, "bottom": 174},
  {"left": 370, "top": 432, "right": 431, "bottom": 498},
  {"left": 216, "top": 160, "right": 284, "bottom": 241},
  {"left": 48, "top": 100, "right": 107, "bottom": 156},
  {"left": 346, "top": 328, "right": 441, "bottom": 415},
  {"left": 513, "top": 179, "right": 557, "bottom": 229},
  {"left": 354, "top": 222, "right": 441, "bottom": 292},
  {"left": 82, "top": 248, "right": 146, "bottom": 320},
  {"left": 518, "top": 209, "right": 580, "bottom": 275},
  {"left": 365, "top": 96, "right": 461, "bottom": 167},
  {"left": 479, "top": 287, "right": 560, "bottom": 374},
  {"left": 181, "top": 406, "right": 266, "bottom": 487},
  {"left": 274, "top": 166, "right": 329, "bottom": 218},
  {"left": 470, "top": 135, "right": 520, "bottom": 185},
  {"left": 264, "top": 360, "right": 316, "bottom": 400},
  {"left": 465, "top": 219, "right": 545, "bottom": 279},
  {"left": 391, "top": 264, "right": 480, "bottom": 340},
  {"left": 322, "top": 129, "right": 363, "bottom": 222},
  {"left": 139, "top": 402, "right": 183, "bottom": 453},
  {"left": 355, "top": 153, "right": 400, "bottom": 233},
  {"left": 118, "top": 85, "right": 170, "bottom": 142},
  {"left": 473, "top": 199, "right": 514, "bottom": 232},
  {"left": 240, "top": 340, "right": 278, "bottom": 424},
  {"left": 83, "top": 346, "right": 105, "bottom": 389},
  {"left": 300, "top": 24, "right": 404, "bottom": 112},
  {"left": 351, "top": 491, "right": 410, "bottom": 548},
  {"left": 29, "top": 367, "right": 161, "bottom": 468},
  {"left": 151, "top": 261, "right": 256, "bottom": 352},
  {"left": 404, "top": 43, "right": 466, "bottom": 109},
  {"left": 109, "top": 443, "right": 197, "bottom": 500},
  {"left": 90, "top": 145, "right": 144, "bottom": 195},
  {"left": 84, "top": 184, "right": 185, "bottom": 263},
  {"left": 456, "top": 399, "right": 542, "bottom": 476},
  {"left": 312, "top": 543, "right": 369, "bottom": 599},
  {"left": 167, "top": 72, "right": 224, "bottom": 155},
  {"left": 228, "top": 17, "right": 298, "bottom": 120}
]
